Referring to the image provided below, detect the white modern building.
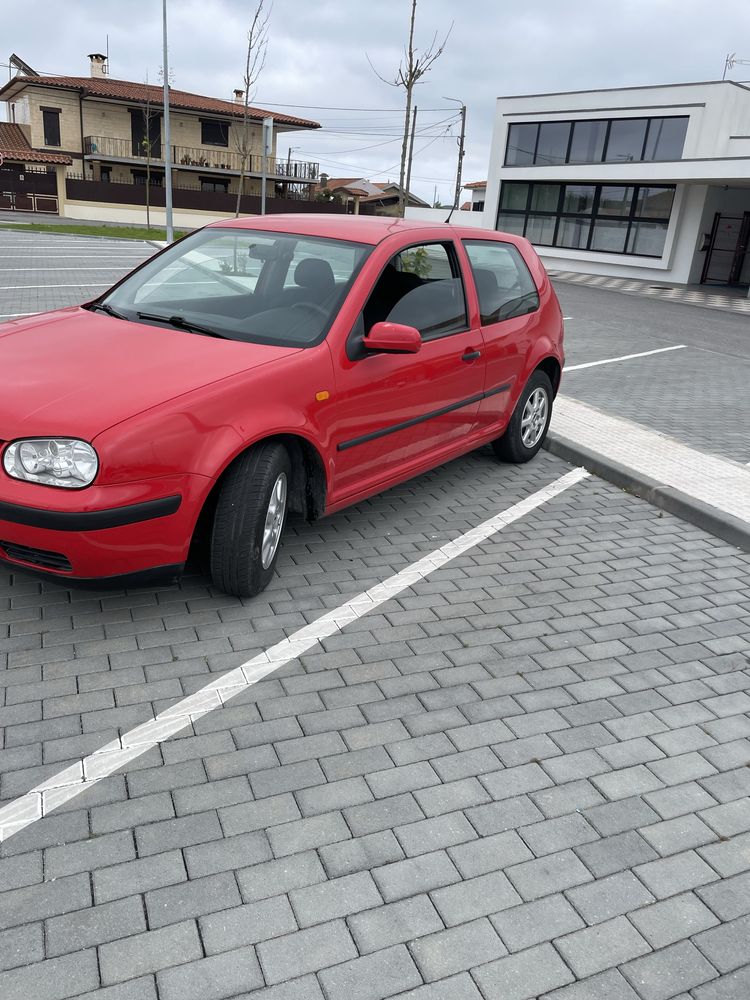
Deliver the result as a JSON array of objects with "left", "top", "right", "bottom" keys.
[{"left": 478, "top": 81, "right": 750, "bottom": 288}]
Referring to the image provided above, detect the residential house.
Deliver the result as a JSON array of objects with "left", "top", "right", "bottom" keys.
[
  {"left": 464, "top": 179, "right": 487, "bottom": 212},
  {"left": 0, "top": 53, "right": 323, "bottom": 226},
  {"left": 316, "top": 174, "right": 429, "bottom": 215}
]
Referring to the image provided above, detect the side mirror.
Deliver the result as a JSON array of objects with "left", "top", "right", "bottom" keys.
[{"left": 364, "top": 321, "right": 421, "bottom": 354}]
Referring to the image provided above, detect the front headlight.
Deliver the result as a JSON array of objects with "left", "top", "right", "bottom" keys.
[{"left": 3, "top": 439, "right": 99, "bottom": 489}]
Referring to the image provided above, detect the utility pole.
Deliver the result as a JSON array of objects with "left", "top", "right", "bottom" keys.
[
  {"left": 404, "top": 105, "right": 417, "bottom": 214},
  {"left": 261, "top": 116, "right": 273, "bottom": 215},
  {"left": 452, "top": 103, "right": 466, "bottom": 212},
  {"left": 162, "top": 0, "right": 174, "bottom": 242}
]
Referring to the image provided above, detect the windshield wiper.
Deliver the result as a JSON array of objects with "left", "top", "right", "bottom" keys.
[
  {"left": 136, "top": 312, "right": 225, "bottom": 338},
  {"left": 88, "top": 301, "right": 127, "bottom": 320}
]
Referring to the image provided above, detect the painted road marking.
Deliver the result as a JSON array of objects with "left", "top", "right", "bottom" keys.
[
  {"left": 565, "top": 344, "right": 686, "bottom": 371},
  {"left": 0, "top": 267, "right": 139, "bottom": 271},
  {"left": 0, "top": 283, "right": 112, "bottom": 290},
  {"left": 0, "top": 467, "right": 589, "bottom": 843},
  {"left": 0, "top": 312, "right": 39, "bottom": 318}
]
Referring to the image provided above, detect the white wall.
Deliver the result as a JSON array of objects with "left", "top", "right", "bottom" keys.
[{"left": 404, "top": 207, "right": 488, "bottom": 227}]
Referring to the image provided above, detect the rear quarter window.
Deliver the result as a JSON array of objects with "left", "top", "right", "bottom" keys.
[{"left": 463, "top": 240, "right": 540, "bottom": 324}]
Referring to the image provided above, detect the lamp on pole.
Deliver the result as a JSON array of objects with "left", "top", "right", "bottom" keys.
[
  {"left": 443, "top": 96, "right": 466, "bottom": 212},
  {"left": 162, "top": 0, "right": 174, "bottom": 242}
]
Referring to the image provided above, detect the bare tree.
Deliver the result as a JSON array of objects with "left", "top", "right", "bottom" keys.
[
  {"left": 234, "top": 0, "right": 271, "bottom": 217},
  {"left": 140, "top": 75, "right": 159, "bottom": 231},
  {"left": 368, "top": 0, "right": 452, "bottom": 216}
]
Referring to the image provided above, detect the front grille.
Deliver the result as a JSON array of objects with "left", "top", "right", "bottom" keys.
[{"left": 0, "top": 540, "right": 73, "bottom": 572}]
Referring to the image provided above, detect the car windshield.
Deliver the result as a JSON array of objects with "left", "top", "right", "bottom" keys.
[{"left": 101, "top": 227, "right": 371, "bottom": 347}]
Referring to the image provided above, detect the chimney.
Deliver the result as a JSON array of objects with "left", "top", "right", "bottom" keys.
[
  {"left": 88, "top": 53, "right": 108, "bottom": 78},
  {"left": 320, "top": 172, "right": 329, "bottom": 187},
  {"left": 233, "top": 88, "right": 245, "bottom": 103}
]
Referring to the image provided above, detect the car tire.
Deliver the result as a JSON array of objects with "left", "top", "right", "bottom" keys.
[
  {"left": 209, "top": 442, "right": 291, "bottom": 598},
  {"left": 492, "top": 369, "right": 553, "bottom": 464}
]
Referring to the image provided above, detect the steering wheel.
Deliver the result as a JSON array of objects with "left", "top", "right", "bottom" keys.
[{"left": 291, "top": 301, "right": 328, "bottom": 319}]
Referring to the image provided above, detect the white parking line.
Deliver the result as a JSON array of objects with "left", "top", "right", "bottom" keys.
[
  {"left": 0, "top": 312, "right": 39, "bottom": 318},
  {"left": 564, "top": 344, "right": 686, "bottom": 371},
  {"left": 0, "top": 283, "right": 111, "bottom": 289},
  {"left": 0, "top": 267, "right": 136, "bottom": 271},
  {"left": 0, "top": 466, "right": 589, "bottom": 843}
]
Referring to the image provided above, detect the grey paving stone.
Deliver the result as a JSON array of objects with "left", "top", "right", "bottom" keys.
[
  {"left": 555, "top": 915, "right": 651, "bottom": 978},
  {"left": 692, "top": 967, "right": 750, "bottom": 1000},
  {"left": 269, "top": 811, "right": 351, "bottom": 856},
  {"left": 409, "top": 917, "right": 507, "bottom": 981},
  {"left": 46, "top": 895, "right": 146, "bottom": 956},
  {"left": 145, "top": 871, "right": 241, "bottom": 928},
  {"left": 0, "top": 873, "right": 91, "bottom": 931},
  {"left": 448, "top": 828, "right": 533, "bottom": 878},
  {"left": 447, "top": 720, "right": 513, "bottom": 751},
  {"left": 318, "top": 830, "right": 405, "bottom": 877},
  {"left": 93, "top": 850, "right": 187, "bottom": 904},
  {"left": 296, "top": 776, "right": 373, "bottom": 816},
  {"left": 414, "top": 777, "right": 491, "bottom": 817},
  {"left": 372, "top": 849, "right": 461, "bottom": 902},
  {"left": 388, "top": 732, "right": 455, "bottom": 764},
  {"left": 699, "top": 799, "right": 750, "bottom": 838},
  {"left": 628, "top": 892, "right": 719, "bottom": 948},
  {"left": 388, "top": 973, "right": 483, "bottom": 1000},
  {"left": 0, "top": 923, "right": 44, "bottom": 972},
  {"left": 643, "top": 782, "right": 718, "bottom": 821},
  {"left": 639, "top": 814, "right": 718, "bottom": 856},
  {"left": 621, "top": 940, "right": 717, "bottom": 1000},
  {"left": 156, "top": 947, "right": 264, "bottom": 1000},
  {"left": 250, "top": 760, "right": 326, "bottom": 799},
  {"left": 238, "top": 850, "right": 326, "bottom": 902},
  {"left": 432, "top": 869, "right": 521, "bottom": 925},
  {"left": 0, "top": 950, "right": 100, "bottom": 1000},
  {"left": 506, "top": 849, "right": 592, "bottom": 901},
  {"left": 541, "top": 749, "right": 610, "bottom": 784},
  {"left": 0, "top": 853, "right": 42, "bottom": 892},
  {"left": 99, "top": 920, "right": 202, "bottom": 984},
  {"left": 348, "top": 894, "right": 442, "bottom": 954},
  {"left": 395, "top": 812, "right": 477, "bottom": 857},
  {"left": 693, "top": 913, "right": 750, "bottom": 973},
  {"left": 473, "top": 942, "right": 575, "bottom": 1000},
  {"left": 219, "top": 792, "right": 301, "bottom": 836},
  {"left": 519, "top": 813, "right": 599, "bottom": 856},
  {"left": 541, "top": 969, "right": 640, "bottom": 1000},
  {"left": 491, "top": 893, "right": 585, "bottom": 952},
  {"left": 321, "top": 746, "right": 394, "bottom": 780},
  {"left": 183, "top": 830, "right": 272, "bottom": 878},
  {"left": 566, "top": 870, "right": 654, "bottom": 924},
  {"left": 366, "top": 761, "right": 440, "bottom": 796},
  {"left": 700, "top": 767, "right": 750, "bottom": 803},
  {"left": 531, "top": 779, "right": 606, "bottom": 818},
  {"left": 134, "top": 810, "right": 223, "bottom": 855},
  {"left": 44, "top": 830, "right": 136, "bottom": 878},
  {"left": 317, "top": 943, "right": 422, "bottom": 1000},
  {"left": 635, "top": 850, "right": 719, "bottom": 899},
  {"left": 480, "top": 762, "right": 553, "bottom": 800},
  {"left": 344, "top": 793, "right": 424, "bottom": 835},
  {"left": 697, "top": 870, "right": 750, "bottom": 920},
  {"left": 231, "top": 975, "right": 324, "bottom": 999},
  {"left": 591, "top": 765, "right": 664, "bottom": 800},
  {"left": 290, "top": 871, "right": 381, "bottom": 927},
  {"left": 466, "top": 795, "right": 544, "bottom": 835},
  {"left": 72, "top": 977, "right": 159, "bottom": 1000},
  {"left": 200, "top": 896, "right": 298, "bottom": 954},
  {"left": 583, "top": 795, "right": 660, "bottom": 836},
  {"left": 698, "top": 831, "right": 750, "bottom": 876},
  {"left": 576, "top": 830, "right": 658, "bottom": 878},
  {"left": 257, "top": 919, "right": 357, "bottom": 985}
]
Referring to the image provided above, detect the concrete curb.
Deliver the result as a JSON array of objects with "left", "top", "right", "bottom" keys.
[
  {"left": 0, "top": 225, "right": 153, "bottom": 246},
  {"left": 543, "top": 431, "right": 750, "bottom": 554}
]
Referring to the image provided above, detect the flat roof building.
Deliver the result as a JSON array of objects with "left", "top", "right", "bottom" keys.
[{"left": 482, "top": 81, "right": 750, "bottom": 289}]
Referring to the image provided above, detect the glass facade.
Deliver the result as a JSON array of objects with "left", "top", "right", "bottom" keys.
[
  {"left": 505, "top": 115, "right": 688, "bottom": 166},
  {"left": 497, "top": 181, "right": 675, "bottom": 258}
]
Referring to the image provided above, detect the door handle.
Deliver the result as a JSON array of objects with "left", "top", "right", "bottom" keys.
[{"left": 462, "top": 349, "right": 481, "bottom": 362}]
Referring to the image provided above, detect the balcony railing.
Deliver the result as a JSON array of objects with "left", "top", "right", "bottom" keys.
[{"left": 83, "top": 136, "right": 318, "bottom": 182}]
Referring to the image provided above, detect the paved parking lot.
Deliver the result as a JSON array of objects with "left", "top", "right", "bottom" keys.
[{"left": 1, "top": 228, "right": 750, "bottom": 1000}]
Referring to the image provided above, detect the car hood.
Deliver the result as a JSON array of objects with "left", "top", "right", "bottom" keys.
[{"left": 0, "top": 306, "right": 300, "bottom": 440}]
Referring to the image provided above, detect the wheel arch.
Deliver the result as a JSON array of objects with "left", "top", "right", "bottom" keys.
[{"left": 534, "top": 355, "right": 562, "bottom": 397}]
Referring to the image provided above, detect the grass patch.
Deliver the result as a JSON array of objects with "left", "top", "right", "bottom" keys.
[{"left": 0, "top": 222, "right": 188, "bottom": 241}]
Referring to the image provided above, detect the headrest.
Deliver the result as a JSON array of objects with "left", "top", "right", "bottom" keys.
[{"left": 294, "top": 257, "right": 335, "bottom": 292}]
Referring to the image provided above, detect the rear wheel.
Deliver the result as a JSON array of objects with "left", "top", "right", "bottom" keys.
[
  {"left": 492, "top": 370, "right": 553, "bottom": 463},
  {"left": 209, "top": 442, "right": 291, "bottom": 598}
]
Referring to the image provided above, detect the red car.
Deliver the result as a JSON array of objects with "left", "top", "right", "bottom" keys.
[{"left": 0, "top": 216, "right": 563, "bottom": 597}]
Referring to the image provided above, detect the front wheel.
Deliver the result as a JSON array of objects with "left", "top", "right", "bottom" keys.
[
  {"left": 209, "top": 442, "right": 291, "bottom": 598},
  {"left": 492, "top": 370, "right": 553, "bottom": 463}
]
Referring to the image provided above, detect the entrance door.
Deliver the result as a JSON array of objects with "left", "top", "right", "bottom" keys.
[{"left": 701, "top": 212, "right": 750, "bottom": 285}]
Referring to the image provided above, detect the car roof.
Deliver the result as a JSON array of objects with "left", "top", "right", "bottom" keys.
[{"left": 206, "top": 213, "right": 495, "bottom": 246}]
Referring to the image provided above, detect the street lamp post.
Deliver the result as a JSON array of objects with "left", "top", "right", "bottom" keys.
[
  {"left": 443, "top": 96, "right": 466, "bottom": 213},
  {"left": 162, "top": 0, "right": 174, "bottom": 242}
]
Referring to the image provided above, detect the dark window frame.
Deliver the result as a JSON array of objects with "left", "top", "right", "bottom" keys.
[
  {"left": 504, "top": 115, "right": 688, "bottom": 167},
  {"left": 497, "top": 181, "right": 675, "bottom": 259},
  {"left": 200, "top": 119, "right": 230, "bottom": 148},
  {"left": 41, "top": 107, "right": 61, "bottom": 147},
  {"left": 199, "top": 175, "right": 230, "bottom": 193}
]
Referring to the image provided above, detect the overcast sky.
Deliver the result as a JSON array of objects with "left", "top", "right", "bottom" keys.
[{"left": 5, "top": 0, "right": 750, "bottom": 203}]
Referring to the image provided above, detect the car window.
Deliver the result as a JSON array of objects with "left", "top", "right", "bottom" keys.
[
  {"left": 463, "top": 240, "right": 540, "bottom": 324},
  {"left": 103, "top": 227, "right": 371, "bottom": 348},
  {"left": 362, "top": 242, "right": 467, "bottom": 340}
]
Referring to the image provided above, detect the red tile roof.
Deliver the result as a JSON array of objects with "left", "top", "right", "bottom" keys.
[
  {"left": 0, "top": 75, "right": 320, "bottom": 130},
  {"left": 464, "top": 179, "right": 487, "bottom": 189},
  {"left": 0, "top": 122, "right": 72, "bottom": 164}
]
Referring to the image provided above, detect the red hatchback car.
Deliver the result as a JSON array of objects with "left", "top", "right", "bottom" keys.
[{"left": 0, "top": 216, "right": 563, "bottom": 597}]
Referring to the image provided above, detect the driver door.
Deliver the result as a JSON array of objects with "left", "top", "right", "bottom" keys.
[{"left": 328, "top": 241, "right": 485, "bottom": 504}]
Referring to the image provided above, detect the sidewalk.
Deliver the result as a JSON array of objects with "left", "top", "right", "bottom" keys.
[
  {"left": 551, "top": 269, "right": 750, "bottom": 316},
  {"left": 547, "top": 396, "right": 750, "bottom": 553}
]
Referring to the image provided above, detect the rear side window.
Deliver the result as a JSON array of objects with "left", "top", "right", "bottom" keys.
[
  {"left": 362, "top": 242, "right": 467, "bottom": 340},
  {"left": 463, "top": 240, "right": 540, "bottom": 324}
]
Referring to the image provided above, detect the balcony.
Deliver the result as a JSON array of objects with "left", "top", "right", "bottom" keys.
[{"left": 83, "top": 136, "right": 318, "bottom": 182}]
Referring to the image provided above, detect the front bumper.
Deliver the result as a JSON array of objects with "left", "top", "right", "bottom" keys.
[{"left": 0, "top": 473, "right": 210, "bottom": 581}]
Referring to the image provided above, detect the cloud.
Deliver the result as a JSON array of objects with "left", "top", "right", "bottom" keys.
[{"left": 5, "top": 0, "right": 750, "bottom": 202}]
